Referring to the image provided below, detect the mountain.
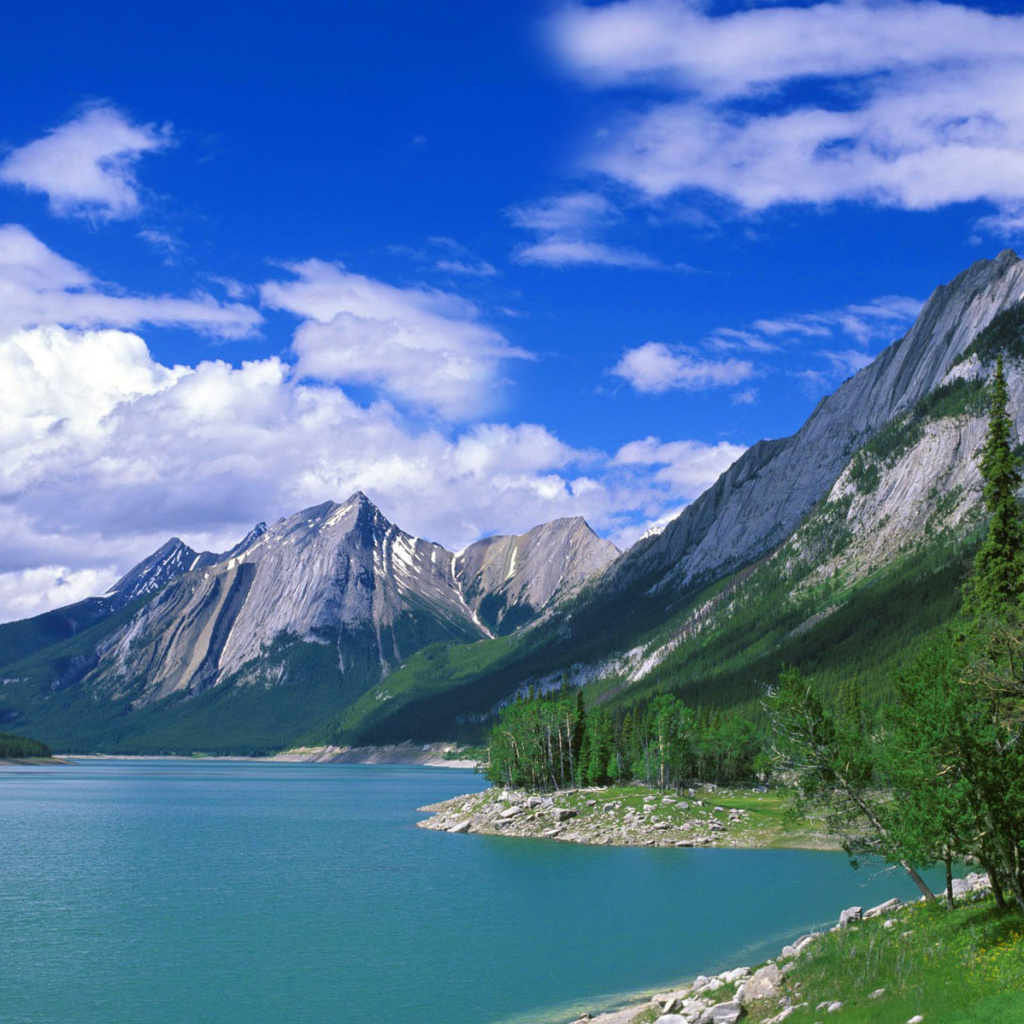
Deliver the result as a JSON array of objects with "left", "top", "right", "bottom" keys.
[
  {"left": 0, "top": 497, "right": 617, "bottom": 752},
  {"left": 324, "top": 250, "right": 1024, "bottom": 746},
  {"left": 457, "top": 518, "right": 619, "bottom": 635},
  {"left": 612, "top": 248, "right": 1024, "bottom": 599},
  {"left": 6, "top": 250, "right": 1024, "bottom": 754}
]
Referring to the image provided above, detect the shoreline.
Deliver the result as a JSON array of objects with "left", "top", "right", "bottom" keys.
[
  {"left": 49, "top": 743, "right": 479, "bottom": 768},
  {"left": 267, "top": 742, "right": 478, "bottom": 768},
  {"left": 418, "top": 783, "right": 839, "bottom": 850},
  {"left": 548, "top": 872, "right": 993, "bottom": 1024}
]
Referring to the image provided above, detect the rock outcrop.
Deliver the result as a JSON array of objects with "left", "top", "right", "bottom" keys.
[
  {"left": 457, "top": 517, "right": 619, "bottom": 634},
  {"left": 607, "top": 250, "right": 1024, "bottom": 598}
]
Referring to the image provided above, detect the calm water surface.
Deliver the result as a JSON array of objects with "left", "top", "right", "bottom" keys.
[{"left": 2, "top": 760, "right": 931, "bottom": 1024}]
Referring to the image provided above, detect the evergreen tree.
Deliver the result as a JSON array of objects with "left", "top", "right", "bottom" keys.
[{"left": 965, "top": 356, "right": 1024, "bottom": 618}]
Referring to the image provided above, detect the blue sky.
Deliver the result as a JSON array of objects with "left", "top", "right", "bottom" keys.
[{"left": 1, "top": 0, "right": 1023, "bottom": 621}]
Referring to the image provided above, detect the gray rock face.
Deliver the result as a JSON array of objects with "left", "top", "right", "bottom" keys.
[
  {"left": 105, "top": 537, "right": 220, "bottom": 609},
  {"left": 456, "top": 517, "right": 618, "bottom": 634},
  {"left": 99, "top": 494, "right": 477, "bottom": 702},
  {"left": 76, "top": 495, "right": 615, "bottom": 706},
  {"left": 609, "top": 250, "right": 1024, "bottom": 598}
]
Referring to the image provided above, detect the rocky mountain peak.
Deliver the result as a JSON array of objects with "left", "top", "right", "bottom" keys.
[
  {"left": 613, "top": 249, "right": 1024, "bottom": 597},
  {"left": 456, "top": 516, "right": 619, "bottom": 635},
  {"left": 105, "top": 536, "right": 218, "bottom": 609}
]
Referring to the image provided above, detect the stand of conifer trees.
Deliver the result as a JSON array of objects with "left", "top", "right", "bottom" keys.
[
  {"left": 0, "top": 732, "right": 51, "bottom": 759},
  {"left": 484, "top": 687, "right": 766, "bottom": 792}
]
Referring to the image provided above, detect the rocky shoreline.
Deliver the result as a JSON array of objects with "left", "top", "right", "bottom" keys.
[
  {"left": 271, "top": 742, "right": 477, "bottom": 767},
  {"left": 557, "top": 872, "right": 993, "bottom": 1024},
  {"left": 418, "top": 783, "right": 835, "bottom": 849}
]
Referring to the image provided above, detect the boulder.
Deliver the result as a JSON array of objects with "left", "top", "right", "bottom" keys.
[
  {"left": 718, "top": 968, "right": 751, "bottom": 984},
  {"left": 552, "top": 807, "right": 577, "bottom": 823},
  {"left": 864, "top": 898, "right": 901, "bottom": 919},
  {"left": 838, "top": 906, "right": 863, "bottom": 928},
  {"left": 736, "top": 964, "right": 783, "bottom": 1005},
  {"left": 780, "top": 933, "right": 819, "bottom": 959},
  {"left": 952, "top": 871, "right": 991, "bottom": 897},
  {"left": 699, "top": 1001, "right": 745, "bottom": 1023},
  {"left": 448, "top": 820, "right": 472, "bottom": 834}
]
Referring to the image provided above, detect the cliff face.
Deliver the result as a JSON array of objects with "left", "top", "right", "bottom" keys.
[
  {"left": 611, "top": 251, "right": 1024, "bottom": 596},
  {"left": 456, "top": 518, "right": 619, "bottom": 634},
  {"left": 2, "top": 494, "right": 617, "bottom": 721}
]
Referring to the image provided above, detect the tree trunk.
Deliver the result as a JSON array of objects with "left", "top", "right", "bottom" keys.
[{"left": 944, "top": 851, "right": 955, "bottom": 910}]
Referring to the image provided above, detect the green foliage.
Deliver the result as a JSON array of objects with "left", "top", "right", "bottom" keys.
[
  {"left": 485, "top": 687, "right": 587, "bottom": 790},
  {"left": 860, "top": 377, "right": 986, "bottom": 469},
  {"left": 753, "top": 899, "right": 1024, "bottom": 1024},
  {"left": 964, "top": 358, "right": 1024, "bottom": 617},
  {"left": 882, "top": 633, "right": 988, "bottom": 904},
  {"left": 957, "top": 300, "right": 1024, "bottom": 366},
  {"left": 847, "top": 453, "right": 880, "bottom": 494},
  {"left": 0, "top": 731, "right": 51, "bottom": 758},
  {"left": 486, "top": 688, "right": 765, "bottom": 792}
]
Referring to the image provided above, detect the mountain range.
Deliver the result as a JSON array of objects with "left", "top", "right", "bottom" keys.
[{"left": 3, "top": 249, "right": 1024, "bottom": 753}]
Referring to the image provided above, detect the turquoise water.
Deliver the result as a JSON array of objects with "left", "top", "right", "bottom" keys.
[{"left": 2, "top": 760, "right": 932, "bottom": 1024}]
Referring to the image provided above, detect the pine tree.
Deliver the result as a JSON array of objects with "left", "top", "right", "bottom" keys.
[{"left": 965, "top": 356, "right": 1024, "bottom": 618}]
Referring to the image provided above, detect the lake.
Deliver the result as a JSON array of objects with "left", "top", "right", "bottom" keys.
[{"left": 1, "top": 760, "right": 933, "bottom": 1024}]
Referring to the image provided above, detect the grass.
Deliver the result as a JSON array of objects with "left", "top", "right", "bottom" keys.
[{"left": 737, "top": 897, "right": 1024, "bottom": 1024}]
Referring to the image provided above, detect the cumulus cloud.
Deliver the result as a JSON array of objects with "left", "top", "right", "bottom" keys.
[
  {"left": 508, "top": 192, "right": 660, "bottom": 268},
  {"left": 548, "top": 1, "right": 1024, "bottom": 226},
  {"left": 614, "top": 436, "right": 746, "bottom": 494},
  {"left": 0, "top": 322, "right": 749, "bottom": 620},
  {"left": 0, "top": 224, "right": 261, "bottom": 339},
  {"left": 0, "top": 227, "right": 752, "bottom": 622},
  {"left": 611, "top": 341, "right": 755, "bottom": 393},
  {"left": 0, "top": 566, "right": 119, "bottom": 622},
  {"left": 261, "top": 258, "right": 532, "bottom": 420},
  {"left": 0, "top": 104, "right": 172, "bottom": 220}
]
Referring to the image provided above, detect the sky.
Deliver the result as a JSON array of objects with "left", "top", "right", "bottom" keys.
[{"left": 2, "top": 0, "right": 1024, "bottom": 623}]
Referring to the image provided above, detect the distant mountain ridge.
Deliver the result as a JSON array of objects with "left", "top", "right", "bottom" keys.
[
  {"left": 5, "top": 250, "right": 1024, "bottom": 754},
  {"left": 0, "top": 496, "right": 617, "bottom": 751},
  {"left": 316, "top": 249, "right": 1024, "bottom": 747}
]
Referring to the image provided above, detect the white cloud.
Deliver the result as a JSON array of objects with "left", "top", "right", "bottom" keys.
[
  {"left": 614, "top": 436, "right": 746, "bottom": 494},
  {"left": 261, "top": 258, "right": 531, "bottom": 420},
  {"left": 707, "top": 295, "right": 922, "bottom": 355},
  {"left": 612, "top": 293, "right": 921, "bottom": 397},
  {"left": 137, "top": 228, "right": 182, "bottom": 264},
  {"left": 0, "top": 224, "right": 261, "bottom": 339},
  {"left": 0, "top": 566, "right": 119, "bottom": 622},
  {"left": 517, "top": 238, "right": 660, "bottom": 268},
  {"left": 0, "top": 318, "right": 752, "bottom": 622},
  {"left": 548, "top": 1, "right": 1024, "bottom": 226},
  {"left": 0, "top": 104, "right": 172, "bottom": 220},
  {"left": 435, "top": 258, "right": 498, "bottom": 277},
  {"left": 611, "top": 341, "right": 755, "bottom": 393},
  {"left": 426, "top": 236, "right": 497, "bottom": 276},
  {"left": 508, "top": 192, "right": 660, "bottom": 267},
  {"left": 0, "top": 227, "right": 757, "bottom": 622}
]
